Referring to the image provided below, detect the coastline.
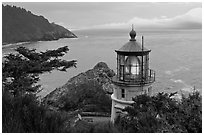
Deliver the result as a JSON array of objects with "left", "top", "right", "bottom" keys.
[
  {"left": 2, "top": 41, "right": 31, "bottom": 49},
  {"left": 2, "top": 36, "right": 77, "bottom": 49}
]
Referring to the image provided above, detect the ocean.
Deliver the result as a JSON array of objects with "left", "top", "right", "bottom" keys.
[{"left": 2, "top": 29, "right": 202, "bottom": 98}]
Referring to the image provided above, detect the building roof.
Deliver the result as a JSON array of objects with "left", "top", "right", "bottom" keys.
[
  {"left": 117, "top": 41, "right": 149, "bottom": 52},
  {"left": 115, "top": 28, "right": 151, "bottom": 54}
]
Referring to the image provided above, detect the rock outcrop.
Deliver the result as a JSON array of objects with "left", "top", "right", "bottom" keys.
[{"left": 43, "top": 62, "right": 115, "bottom": 111}]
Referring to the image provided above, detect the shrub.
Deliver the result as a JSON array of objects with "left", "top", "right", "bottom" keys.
[{"left": 115, "top": 92, "right": 202, "bottom": 133}]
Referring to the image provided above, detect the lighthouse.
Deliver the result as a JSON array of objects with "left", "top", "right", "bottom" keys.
[{"left": 111, "top": 27, "right": 155, "bottom": 123}]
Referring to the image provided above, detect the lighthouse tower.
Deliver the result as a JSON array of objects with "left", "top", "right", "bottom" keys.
[{"left": 111, "top": 27, "right": 155, "bottom": 122}]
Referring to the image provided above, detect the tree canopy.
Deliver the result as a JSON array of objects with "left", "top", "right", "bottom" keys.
[
  {"left": 3, "top": 46, "right": 76, "bottom": 97},
  {"left": 2, "top": 46, "right": 77, "bottom": 132},
  {"left": 115, "top": 92, "right": 202, "bottom": 133}
]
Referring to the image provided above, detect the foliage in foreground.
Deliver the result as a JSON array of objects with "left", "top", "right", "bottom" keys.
[
  {"left": 2, "top": 91, "right": 71, "bottom": 132},
  {"left": 2, "top": 46, "right": 76, "bottom": 132},
  {"left": 3, "top": 46, "right": 76, "bottom": 97},
  {"left": 70, "top": 91, "right": 202, "bottom": 133},
  {"left": 115, "top": 92, "right": 202, "bottom": 133}
]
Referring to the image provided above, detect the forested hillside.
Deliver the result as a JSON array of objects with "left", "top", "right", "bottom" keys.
[{"left": 2, "top": 5, "right": 77, "bottom": 44}]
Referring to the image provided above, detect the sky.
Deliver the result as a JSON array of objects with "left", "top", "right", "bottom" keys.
[{"left": 3, "top": 2, "right": 202, "bottom": 30}]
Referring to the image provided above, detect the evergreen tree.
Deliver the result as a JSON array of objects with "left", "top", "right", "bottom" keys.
[
  {"left": 3, "top": 46, "right": 76, "bottom": 97},
  {"left": 2, "top": 46, "right": 76, "bottom": 132},
  {"left": 115, "top": 92, "right": 202, "bottom": 133}
]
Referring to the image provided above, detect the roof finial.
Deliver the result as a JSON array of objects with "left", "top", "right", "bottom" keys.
[{"left": 129, "top": 24, "right": 136, "bottom": 41}]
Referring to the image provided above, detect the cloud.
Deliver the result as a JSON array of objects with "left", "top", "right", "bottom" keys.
[{"left": 83, "top": 8, "right": 202, "bottom": 30}]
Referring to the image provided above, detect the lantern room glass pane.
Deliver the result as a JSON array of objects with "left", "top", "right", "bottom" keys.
[
  {"left": 119, "top": 65, "right": 124, "bottom": 80},
  {"left": 120, "top": 55, "right": 125, "bottom": 65},
  {"left": 125, "top": 56, "right": 140, "bottom": 76}
]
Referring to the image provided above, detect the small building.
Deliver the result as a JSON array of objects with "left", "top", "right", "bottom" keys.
[{"left": 111, "top": 27, "right": 155, "bottom": 123}]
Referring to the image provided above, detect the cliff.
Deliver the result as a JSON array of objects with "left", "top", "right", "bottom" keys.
[
  {"left": 2, "top": 5, "right": 77, "bottom": 44},
  {"left": 43, "top": 62, "right": 115, "bottom": 112}
]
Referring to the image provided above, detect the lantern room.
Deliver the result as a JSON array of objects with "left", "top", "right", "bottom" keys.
[{"left": 113, "top": 28, "right": 155, "bottom": 85}]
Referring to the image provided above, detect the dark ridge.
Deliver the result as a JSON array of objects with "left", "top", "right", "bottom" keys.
[{"left": 2, "top": 4, "right": 77, "bottom": 45}]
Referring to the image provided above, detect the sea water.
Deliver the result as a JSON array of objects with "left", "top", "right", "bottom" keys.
[{"left": 2, "top": 29, "right": 202, "bottom": 98}]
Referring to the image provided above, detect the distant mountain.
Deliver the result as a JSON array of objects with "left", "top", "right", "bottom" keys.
[{"left": 2, "top": 5, "right": 77, "bottom": 45}]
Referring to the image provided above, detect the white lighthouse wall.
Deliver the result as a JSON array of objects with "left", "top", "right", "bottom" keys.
[
  {"left": 111, "top": 100, "right": 116, "bottom": 122},
  {"left": 114, "top": 84, "right": 152, "bottom": 101}
]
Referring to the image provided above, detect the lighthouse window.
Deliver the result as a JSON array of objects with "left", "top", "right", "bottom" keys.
[
  {"left": 120, "top": 55, "right": 125, "bottom": 65},
  {"left": 121, "top": 89, "right": 125, "bottom": 98},
  {"left": 120, "top": 66, "right": 124, "bottom": 80},
  {"left": 125, "top": 56, "right": 140, "bottom": 76},
  {"left": 147, "top": 86, "right": 152, "bottom": 94}
]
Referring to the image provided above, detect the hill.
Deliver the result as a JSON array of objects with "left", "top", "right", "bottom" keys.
[
  {"left": 43, "top": 62, "right": 115, "bottom": 113},
  {"left": 2, "top": 5, "right": 77, "bottom": 44}
]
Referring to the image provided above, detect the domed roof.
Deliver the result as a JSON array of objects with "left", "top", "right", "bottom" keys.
[
  {"left": 117, "top": 41, "right": 149, "bottom": 52},
  {"left": 115, "top": 28, "right": 151, "bottom": 55}
]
